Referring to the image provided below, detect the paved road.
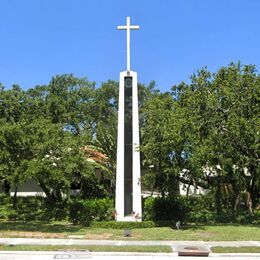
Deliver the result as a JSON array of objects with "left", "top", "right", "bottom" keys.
[{"left": 0, "top": 251, "right": 260, "bottom": 260}]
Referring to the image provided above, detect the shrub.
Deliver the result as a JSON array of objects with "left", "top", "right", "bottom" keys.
[
  {"left": 143, "top": 196, "right": 189, "bottom": 222},
  {"left": 68, "top": 198, "right": 114, "bottom": 225},
  {"left": 43, "top": 200, "right": 69, "bottom": 221},
  {"left": 0, "top": 195, "right": 69, "bottom": 221},
  {"left": 90, "top": 220, "right": 156, "bottom": 229},
  {"left": 143, "top": 196, "right": 154, "bottom": 221},
  {"left": 0, "top": 194, "right": 15, "bottom": 219},
  {"left": 188, "top": 209, "right": 216, "bottom": 223},
  {"left": 228, "top": 211, "right": 260, "bottom": 224},
  {"left": 185, "top": 195, "right": 216, "bottom": 223},
  {"left": 0, "top": 192, "right": 258, "bottom": 224},
  {"left": 90, "top": 220, "right": 176, "bottom": 229},
  {"left": 15, "top": 196, "right": 45, "bottom": 221}
]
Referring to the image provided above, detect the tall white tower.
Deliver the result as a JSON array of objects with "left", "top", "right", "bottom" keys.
[{"left": 115, "top": 17, "right": 142, "bottom": 221}]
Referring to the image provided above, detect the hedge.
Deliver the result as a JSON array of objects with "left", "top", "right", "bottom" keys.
[
  {"left": 68, "top": 198, "right": 114, "bottom": 224},
  {"left": 90, "top": 220, "right": 176, "bottom": 229},
  {"left": 0, "top": 193, "right": 259, "bottom": 225}
]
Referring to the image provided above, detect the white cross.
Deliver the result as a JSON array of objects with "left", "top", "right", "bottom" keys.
[{"left": 117, "top": 17, "right": 139, "bottom": 72}]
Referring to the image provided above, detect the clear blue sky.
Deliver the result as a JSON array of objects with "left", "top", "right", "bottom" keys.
[{"left": 1, "top": 0, "right": 260, "bottom": 92}]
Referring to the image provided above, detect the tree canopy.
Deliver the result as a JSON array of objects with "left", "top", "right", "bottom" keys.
[{"left": 0, "top": 63, "right": 259, "bottom": 215}]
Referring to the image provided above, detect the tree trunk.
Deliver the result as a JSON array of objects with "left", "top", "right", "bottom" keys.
[
  {"left": 232, "top": 183, "right": 240, "bottom": 214},
  {"left": 246, "top": 167, "right": 255, "bottom": 214},
  {"left": 234, "top": 193, "right": 240, "bottom": 213},
  {"left": 3, "top": 180, "right": 10, "bottom": 194},
  {"left": 215, "top": 179, "right": 222, "bottom": 215},
  {"left": 37, "top": 179, "right": 56, "bottom": 203},
  {"left": 186, "top": 183, "right": 191, "bottom": 198},
  {"left": 54, "top": 188, "right": 63, "bottom": 201},
  {"left": 12, "top": 185, "right": 18, "bottom": 210},
  {"left": 246, "top": 191, "right": 253, "bottom": 215}
]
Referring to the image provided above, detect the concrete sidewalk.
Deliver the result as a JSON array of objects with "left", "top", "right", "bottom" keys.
[{"left": 0, "top": 238, "right": 259, "bottom": 248}]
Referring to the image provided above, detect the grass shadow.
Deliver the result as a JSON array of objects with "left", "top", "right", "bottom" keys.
[{"left": 0, "top": 221, "right": 86, "bottom": 233}]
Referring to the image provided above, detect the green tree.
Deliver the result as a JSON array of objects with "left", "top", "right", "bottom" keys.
[
  {"left": 26, "top": 119, "right": 94, "bottom": 203},
  {"left": 0, "top": 85, "right": 34, "bottom": 207},
  {"left": 172, "top": 63, "right": 260, "bottom": 214},
  {"left": 141, "top": 92, "right": 181, "bottom": 196}
]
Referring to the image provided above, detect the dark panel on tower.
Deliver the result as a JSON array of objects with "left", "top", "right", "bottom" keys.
[{"left": 124, "top": 76, "right": 133, "bottom": 215}]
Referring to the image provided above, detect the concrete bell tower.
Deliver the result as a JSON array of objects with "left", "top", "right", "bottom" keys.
[{"left": 115, "top": 17, "right": 142, "bottom": 221}]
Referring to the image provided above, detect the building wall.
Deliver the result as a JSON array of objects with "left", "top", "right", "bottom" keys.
[
  {"left": 7, "top": 179, "right": 208, "bottom": 197},
  {"left": 179, "top": 183, "right": 208, "bottom": 196},
  {"left": 10, "top": 179, "right": 45, "bottom": 197}
]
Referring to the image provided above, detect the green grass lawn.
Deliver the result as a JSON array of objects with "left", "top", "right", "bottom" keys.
[
  {"left": 0, "top": 244, "right": 172, "bottom": 253},
  {"left": 211, "top": 247, "right": 260, "bottom": 253},
  {"left": 0, "top": 221, "right": 259, "bottom": 241}
]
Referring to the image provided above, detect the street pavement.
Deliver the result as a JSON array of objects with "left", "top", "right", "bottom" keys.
[{"left": 0, "top": 251, "right": 260, "bottom": 260}]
